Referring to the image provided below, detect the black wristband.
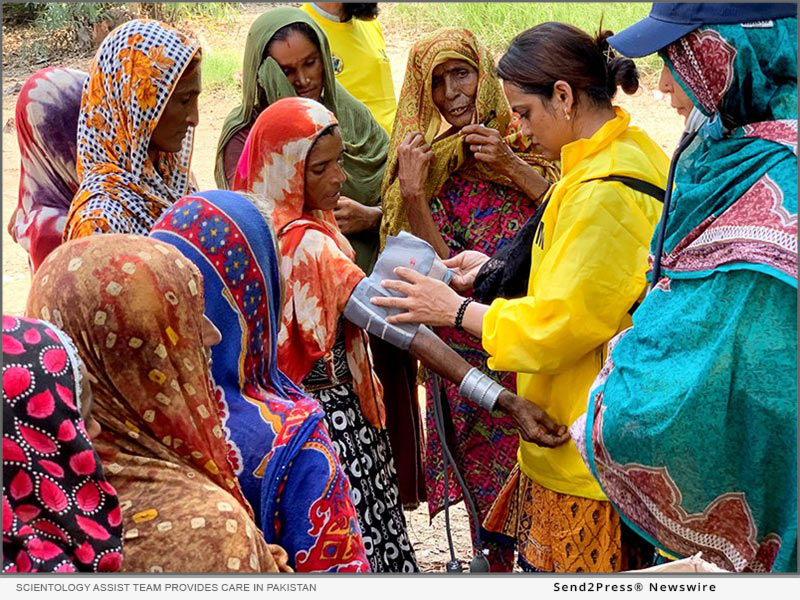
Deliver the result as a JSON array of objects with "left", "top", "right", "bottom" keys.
[{"left": 454, "top": 297, "right": 475, "bottom": 330}]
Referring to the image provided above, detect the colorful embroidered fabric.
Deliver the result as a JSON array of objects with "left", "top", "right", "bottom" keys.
[
  {"left": 27, "top": 235, "right": 280, "bottom": 572},
  {"left": 575, "top": 19, "right": 797, "bottom": 572},
  {"left": 379, "top": 27, "right": 559, "bottom": 247},
  {"left": 424, "top": 174, "right": 534, "bottom": 569},
  {"left": 657, "top": 20, "right": 797, "bottom": 283},
  {"left": 64, "top": 19, "right": 199, "bottom": 240},
  {"left": 151, "top": 190, "right": 369, "bottom": 572},
  {"left": 8, "top": 68, "right": 87, "bottom": 272},
  {"left": 3, "top": 316, "right": 123, "bottom": 572},
  {"left": 233, "top": 96, "right": 384, "bottom": 429},
  {"left": 378, "top": 29, "right": 557, "bottom": 568},
  {"left": 484, "top": 465, "right": 623, "bottom": 573},
  {"left": 300, "top": 328, "right": 419, "bottom": 572}
]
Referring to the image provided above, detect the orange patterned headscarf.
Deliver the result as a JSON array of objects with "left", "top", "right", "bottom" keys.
[
  {"left": 380, "top": 28, "right": 559, "bottom": 247},
  {"left": 64, "top": 19, "right": 200, "bottom": 240},
  {"left": 27, "top": 235, "right": 248, "bottom": 507},
  {"left": 234, "top": 98, "right": 385, "bottom": 429}
]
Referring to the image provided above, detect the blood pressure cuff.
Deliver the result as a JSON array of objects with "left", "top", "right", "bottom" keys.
[{"left": 343, "top": 232, "right": 454, "bottom": 349}]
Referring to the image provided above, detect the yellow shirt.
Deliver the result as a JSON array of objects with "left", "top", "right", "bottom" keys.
[
  {"left": 302, "top": 3, "right": 396, "bottom": 134},
  {"left": 482, "top": 107, "right": 669, "bottom": 500}
]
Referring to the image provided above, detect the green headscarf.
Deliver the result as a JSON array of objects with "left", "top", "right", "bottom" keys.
[
  {"left": 657, "top": 18, "right": 797, "bottom": 285},
  {"left": 215, "top": 7, "right": 389, "bottom": 272}
]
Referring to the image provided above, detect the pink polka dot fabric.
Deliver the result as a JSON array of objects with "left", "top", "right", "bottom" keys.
[{"left": 3, "top": 316, "right": 123, "bottom": 572}]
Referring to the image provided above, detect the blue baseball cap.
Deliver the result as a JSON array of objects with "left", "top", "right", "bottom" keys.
[{"left": 608, "top": 3, "right": 798, "bottom": 57}]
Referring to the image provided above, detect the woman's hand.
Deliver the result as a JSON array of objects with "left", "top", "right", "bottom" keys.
[
  {"left": 268, "top": 544, "right": 294, "bottom": 573},
  {"left": 443, "top": 250, "right": 489, "bottom": 293},
  {"left": 371, "top": 267, "right": 463, "bottom": 327},
  {"left": 497, "top": 391, "right": 570, "bottom": 448},
  {"left": 397, "top": 132, "right": 434, "bottom": 203},
  {"left": 334, "top": 197, "right": 382, "bottom": 234},
  {"left": 464, "top": 124, "right": 552, "bottom": 200},
  {"left": 462, "top": 124, "right": 520, "bottom": 179}
]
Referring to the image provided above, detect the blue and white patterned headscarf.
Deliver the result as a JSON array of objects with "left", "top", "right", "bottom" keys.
[{"left": 64, "top": 19, "right": 200, "bottom": 239}]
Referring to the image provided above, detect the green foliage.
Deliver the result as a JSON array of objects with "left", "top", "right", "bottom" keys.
[
  {"left": 384, "top": 2, "right": 661, "bottom": 78},
  {"left": 202, "top": 47, "right": 242, "bottom": 94},
  {"left": 3, "top": 3, "right": 245, "bottom": 63},
  {"left": 8, "top": 3, "right": 241, "bottom": 30},
  {"left": 34, "top": 2, "right": 119, "bottom": 31},
  {"left": 144, "top": 3, "right": 242, "bottom": 27},
  {"left": 2, "top": 3, "right": 45, "bottom": 25}
]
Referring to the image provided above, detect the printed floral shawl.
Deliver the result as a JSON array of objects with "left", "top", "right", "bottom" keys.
[
  {"left": 9, "top": 68, "right": 87, "bottom": 271},
  {"left": 380, "top": 27, "right": 559, "bottom": 247},
  {"left": 575, "top": 18, "right": 798, "bottom": 573},
  {"left": 233, "top": 97, "right": 385, "bottom": 429},
  {"left": 27, "top": 235, "right": 279, "bottom": 572},
  {"left": 151, "top": 190, "right": 369, "bottom": 572},
  {"left": 64, "top": 19, "right": 200, "bottom": 240}
]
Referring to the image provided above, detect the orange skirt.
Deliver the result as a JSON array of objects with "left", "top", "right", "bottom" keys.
[{"left": 484, "top": 465, "right": 625, "bottom": 572}]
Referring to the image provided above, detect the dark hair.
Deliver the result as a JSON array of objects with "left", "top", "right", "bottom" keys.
[
  {"left": 342, "top": 3, "right": 380, "bottom": 21},
  {"left": 309, "top": 124, "right": 340, "bottom": 153},
  {"left": 497, "top": 22, "right": 639, "bottom": 108},
  {"left": 317, "top": 124, "right": 338, "bottom": 139},
  {"left": 266, "top": 21, "right": 321, "bottom": 55},
  {"left": 182, "top": 51, "right": 203, "bottom": 78}
]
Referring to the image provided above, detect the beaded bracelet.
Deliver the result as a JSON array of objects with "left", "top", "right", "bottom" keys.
[{"left": 454, "top": 297, "right": 474, "bottom": 331}]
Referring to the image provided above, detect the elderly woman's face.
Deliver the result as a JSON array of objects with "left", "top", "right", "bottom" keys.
[
  {"left": 431, "top": 59, "right": 478, "bottom": 129},
  {"left": 503, "top": 80, "right": 572, "bottom": 161},
  {"left": 269, "top": 30, "right": 324, "bottom": 103},
  {"left": 150, "top": 66, "right": 202, "bottom": 153},
  {"left": 304, "top": 127, "right": 347, "bottom": 212},
  {"left": 658, "top": 64, "right": 695, "bottom": 121}
]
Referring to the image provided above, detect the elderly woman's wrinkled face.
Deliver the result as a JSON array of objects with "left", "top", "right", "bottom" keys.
[
  {"left": 431, "top": 59, "right": 478, "bottom": 129},
  {"left": 658, "top": 64, "right": 695, "bottom": 121},
  {"left": 304, "top": 127, "right": 347, "bottom": 212},
  {"left": 269, "top": 30, "right": 324, "bottom": 103},
  {"left": 503, "top": 80, "right": 572, "bottom": 161},
  {"left": 150, "top": 64, "right": 202, "bottom": 154}
]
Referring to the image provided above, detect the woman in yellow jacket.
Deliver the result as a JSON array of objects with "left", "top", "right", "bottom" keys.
[{"left": 373, "top": 22, "right": 669, "bottom": 572}]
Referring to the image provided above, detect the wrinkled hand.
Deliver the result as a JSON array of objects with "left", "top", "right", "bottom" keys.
[
  {"left": 442, "top": 250, "right": 490, "bottom": 293},
  {"left": 371, "top": 266, "right": 463, "bottom": 327},
  {"left": 498, "top": 391, "right": 570, "bottom": 448},
  {"left": 268, "top": 544, "right": 294, "bottom": 573},
  {"left": 397, "top": 132, "right": 434, "bottom": 202},
  {"left": 334, "top": 197, "right": 381, "bottom": 234},
  {"left": 462, "top": 124, "right": 518, "bottom": 178}
]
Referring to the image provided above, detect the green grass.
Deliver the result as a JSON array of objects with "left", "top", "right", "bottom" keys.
[
  {"left": 201, "top": 47, "right": 242, "bottom": 94},
  {"left": 159, "top": 2, "right": 242, "bottom": 26},
  {"left": 382, "top": 2, "right": 661, "bottom": 79}
]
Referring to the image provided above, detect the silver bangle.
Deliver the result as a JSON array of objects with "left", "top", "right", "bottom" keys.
[{"left": 458, "top": 367, "right": 503, "bottom": 412}]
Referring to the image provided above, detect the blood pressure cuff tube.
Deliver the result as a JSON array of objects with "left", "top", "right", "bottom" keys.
[{"left": 343, "top": 232, "right": 454, "bottom": 349}]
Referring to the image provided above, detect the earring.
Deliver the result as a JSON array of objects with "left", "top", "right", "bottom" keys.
[{"left": 564, "top": 109, "right": 571, "bottom": 121}]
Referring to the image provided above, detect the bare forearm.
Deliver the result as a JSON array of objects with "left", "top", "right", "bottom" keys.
[
  {"left": 408, "top": 327, "right": 537, "bottom": 422},
  {"left": 407, "top": 325, "right": 472, "bottom": 383},
  {"left": 404, "top": 192, "right": 450, "bottom": 259},
  {"left": 361, "top": 308, "right": 568, "bottom": 447},
  {"left": 460, "top": 301, "right": 488, "bottom": 338},
  {"left": 505, "top": 156, "right": 551, "bottom": 202},
  {"left": 363, "top": 205, "right": 383, "bottom": 231}
]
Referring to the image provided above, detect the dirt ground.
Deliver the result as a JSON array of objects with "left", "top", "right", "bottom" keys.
[{"left": 0, "top": 3, "right": 686, "bottom": 572}]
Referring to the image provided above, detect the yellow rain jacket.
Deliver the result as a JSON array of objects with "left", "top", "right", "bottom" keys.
[{"left": 482, "top": 107, "right": 669, "bottom": 500}]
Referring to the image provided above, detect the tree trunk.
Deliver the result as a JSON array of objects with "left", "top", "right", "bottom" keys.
[{"left": 137, "top": 3, "right": 162, "bottom": 20}]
